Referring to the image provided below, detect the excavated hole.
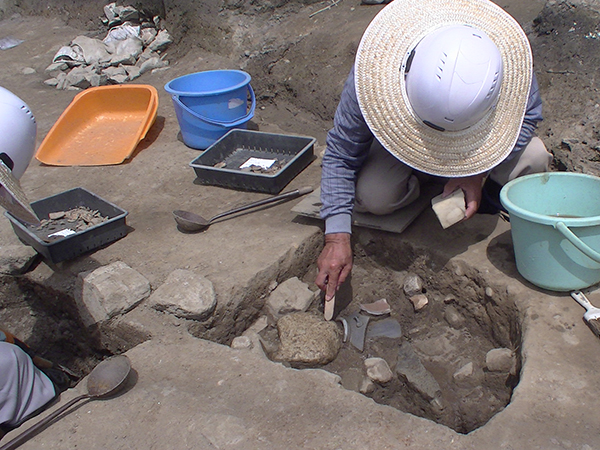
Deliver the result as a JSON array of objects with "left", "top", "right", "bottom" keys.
[
  {"left": 260, "top": 236, "right": 522, "bottom": 434},
  {"left": 0, "top": 275, "right": 140, "bottom": 379}
]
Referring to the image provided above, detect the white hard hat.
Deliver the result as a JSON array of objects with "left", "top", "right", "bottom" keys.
[
  {"left": 0, "top": 86, "right": 37, "bottom": 179},
  {"left": 404, "top": 25, "right": 503, "bottom": 132},
  {"left": 0, "top": 86, "right": 38, "bottom": 223}
]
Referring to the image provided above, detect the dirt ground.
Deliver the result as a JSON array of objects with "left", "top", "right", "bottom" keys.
[
  {"left": 7, "top": 0, "right": 597, "bottom": 174},
  {"left": 1, "top": 0, "right": 600, "bottom": 446}
]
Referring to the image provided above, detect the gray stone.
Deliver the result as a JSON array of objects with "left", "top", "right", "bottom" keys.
[
  {"left": 76, "top": 261, "right": 151, "bottom": 327},
  {"left": 64, "top": 65, "right": 95, "bottom": 89},
  {"left": 102, "top": 65, "right": 128, "bottom": 83},
  {"left": 148, "top": 29, "right": 173, "bottom": 52},
  {"left": 486, "top": 348, "right": 516, "bottom": 373},
  {"left": 444, "top": 305, "right": 465, "bottom": 328},
  {"left": 265, "top": 276, "right": 316, "bottom": 320},
  {"left": 274, "top": 312, "right": 342, "bottom": 366},
  {"left": 148, "top": 269, "right": 216, "bottom": 321},
  {"left": 140, "top": 28, "right": 158, "bottom": 46},
  {"left": 453, "top": 362, "right": 474, "bottom": 382},
  {"left": 359, "top": 378, "right": 375, "bottom": 394},
  {"left": 44, "top": 78, "right": 59, "bottom": 87},
  {"left": 138, "top": 56, "right": 168, "bottom": 74},
  {"left": 124, "top": 65, "right": 141, "bottom": 80},
  {"left": 403, "top": 273, "right": 423, "bottom": 297},
  {"left": 231, "top": 336, "right": 253, "bottom": 350},
  {"left": 364, "top": 357, "right": 393, "bottom": 383},
  {"left": 45, "top": 61, "right": 69, "bottom": 73},
  {"left": 0, "top": 245, "right": 38, "bottom": 275},
  {"left": 240, "top": 316, "right": 269, "bottom": 358},
  {"left": 396, "top": 342, "right": 441, "bottom": 401}
]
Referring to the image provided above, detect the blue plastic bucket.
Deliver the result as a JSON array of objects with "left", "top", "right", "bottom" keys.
[
  {"left": 500, "top": 172, "right": 600, "bottom": 291},
  {"left": 165, "top": 70, "right": 256, "bottom": 149}
]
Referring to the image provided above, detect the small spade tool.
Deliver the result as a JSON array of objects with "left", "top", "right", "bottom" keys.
[
  {"left": 570, "top": 291, "right": 600, "bottom": 338},
  {"left": 173, "top": 186, "right": 313, "bottom": 232},
  {"left": 0, "top": 355, "right": 132, "bottom": 450}
]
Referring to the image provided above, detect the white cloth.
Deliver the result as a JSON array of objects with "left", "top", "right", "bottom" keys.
[{"left": 0, "top": 342, "right": 56, "bottom": 428}]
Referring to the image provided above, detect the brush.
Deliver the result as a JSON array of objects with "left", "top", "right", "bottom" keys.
[{"left": 570, "top": 291, "right": 600, "bottom": 338}]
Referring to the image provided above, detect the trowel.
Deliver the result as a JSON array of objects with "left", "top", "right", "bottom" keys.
[{"left": 337, "top": 313, "right": 370, "bottom": 352}]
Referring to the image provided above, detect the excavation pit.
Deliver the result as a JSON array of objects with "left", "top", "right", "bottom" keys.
[{"left": 259, "top": 236, "right": 522, "bottom": 434}]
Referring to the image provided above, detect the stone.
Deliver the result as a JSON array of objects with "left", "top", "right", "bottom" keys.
[
  {"left": 453, "top": 362, "right": 474, "bottom": 382},
  {"left": 76, "top": 261, "right": 151, "bottom": 327},
  {"left": 138, "top": 56, "right": 168, "bottom": 74},
  {"left": 444, "top": 305, "right": 465, "bottom": 328},
  {"left": 486, "top": 348, "right": 516, "bottom": 373},
  {"left": 241, "top": 316, "right": 269, "bottom": 359},
  {"left": 265, "top": 276, "right": 316, "bottom": 320},
  {"left": 273, "top": 312, "right": 342, "bottom": 366},
  {"left": 148, "top": 29, "right": 173, "bottom": 52},
  {"left": 403, "top": 273, "right": 423, "bottom": 297},
  {"left": 124, "top": 65, "right": 141, "bottom": 80},
  {"left": 431, "top": 189, "right": 466, "bottom": 229},
  {"left": 364, "top": 357, "right": 393, "bottom": 383},
  {"left": 409, "top": 294, "right": 429, "bottom": 311},
  {"left": 359, "top": 378, "right": 375, "bottom": 394},
  {"left": 231, "top": 336, "right": 253, "bottom": 350},
  {"left": 396, "top": 342, "right": 441, "bottom": 401},
  {"left": 0, "top": 245, "right": 38, "bottom": 275},
  {"left": 147, "top": 269, "right": 216, "bottom": 321}
]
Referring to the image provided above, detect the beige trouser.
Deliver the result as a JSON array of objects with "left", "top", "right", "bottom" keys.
[{"left": 355, "top": 137, "right": 552, "bottom": 215}]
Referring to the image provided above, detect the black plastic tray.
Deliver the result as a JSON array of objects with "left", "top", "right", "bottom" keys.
[
  {"left": 189, "top": 129, "right": 316, "bottom": 194},
  {"left": 5, "top": 187, "right": 129, "bottom": 263}
]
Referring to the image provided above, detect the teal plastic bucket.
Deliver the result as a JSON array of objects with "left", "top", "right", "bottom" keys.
[
  {"left": 164, "top": 70, "right": 255, "bottom": 149},
  {"left": 500, "top": 172, "right": 600, "bottom": 291}
]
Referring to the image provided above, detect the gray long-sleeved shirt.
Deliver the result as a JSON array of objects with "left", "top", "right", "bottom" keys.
[{"left": 320, "top": 66, "right": 543, "bottom": 235}]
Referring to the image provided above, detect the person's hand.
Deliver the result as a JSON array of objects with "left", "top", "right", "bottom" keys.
[
  {"left": 316, "top": 232, "right": 352, "bottom": 301},
  {"left": 443, "top": 173, "right": 486, "bottom": 220}
]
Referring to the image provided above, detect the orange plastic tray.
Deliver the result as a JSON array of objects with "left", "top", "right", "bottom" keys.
[{"left": 36, "top": 84, "right": 158, "bottom": 166}]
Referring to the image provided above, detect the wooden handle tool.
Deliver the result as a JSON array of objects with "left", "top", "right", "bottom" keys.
[{"left": 324, "top": 295, "right": 335, "bottom": 321}]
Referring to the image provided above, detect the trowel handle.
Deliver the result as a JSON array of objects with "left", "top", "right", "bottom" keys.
[
  {"left": 571, "top": 291, "right": 594, "bottom": 312},
  {"left": 210, "top": 186, "right": 313, "bottom": 222},
  {"left": 0, "top": 394, "right": 90, "bottom": 450}
]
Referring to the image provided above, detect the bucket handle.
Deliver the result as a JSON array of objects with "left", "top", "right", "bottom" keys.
[
  {"left": 172, "top": 85, "right": 256, "bottom": 128},
  {"left": 554, "top": 221, "right": 600, "bottom": 263}
]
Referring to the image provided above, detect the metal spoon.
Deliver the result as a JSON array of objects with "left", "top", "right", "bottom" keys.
[
  {"left": 173, "top": 186, "right": 313, "bottom": 232},
  {"left": 0, "top": 355, "right": 132, "bottom": 450}
]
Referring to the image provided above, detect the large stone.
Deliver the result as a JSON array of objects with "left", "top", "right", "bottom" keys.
[
  {"left": 396, "top": 342, "right": 442, "bottom": 401},
  {"left": 0, "top": 245, "right": 38, "bottom": 275},
  {"left": 265, "top": 276, "right": 316, "bottom": 320},
  {"left": 486, "top": 348, "right": 516, "bottom": 373},
  {"left": 147, "top": 269, "right": 216, "bottom": 321},
  {"left": 274, "top": 312, "right": 342, "bottom": 367},
  {"left": 76, "top": 261, "right": 151, "bottom": 327}
]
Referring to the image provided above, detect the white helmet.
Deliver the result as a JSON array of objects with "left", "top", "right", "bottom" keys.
[
  {"left": 0, "top": 86, "right": 38, "bottom": 223},
  {"left": 0, "top": 86, "right": 37, "bottom": 179},
  {"left": 404, "top": 25, "right": 503, "bottom": 132}
]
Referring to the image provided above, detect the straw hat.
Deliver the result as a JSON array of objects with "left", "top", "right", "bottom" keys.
[
  {"left": 0, "top": 161, "right": 39, "bottom": 224},
  {"left": 355, "top": 0, "right": 532, "bottom": 177}
]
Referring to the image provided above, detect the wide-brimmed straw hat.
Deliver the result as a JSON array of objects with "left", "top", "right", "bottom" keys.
[{"left": 355, "top": 0, "right": 532, "bottom": 177}]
